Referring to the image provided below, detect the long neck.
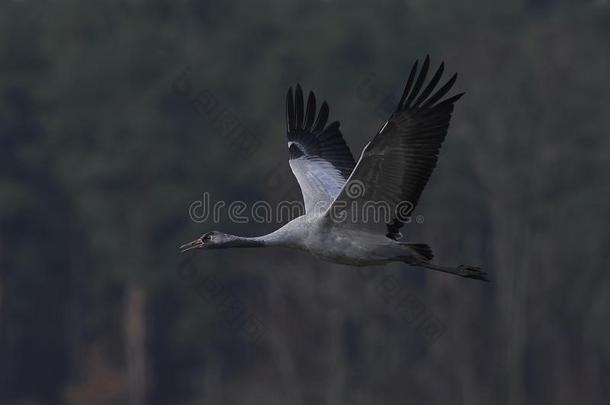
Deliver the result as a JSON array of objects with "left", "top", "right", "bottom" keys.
[
  {"left": 223, "top": 223, "right": 296, "bottom": 249},
  {"left": 224, "top": 234, "right": 267, "bottom": 248}
]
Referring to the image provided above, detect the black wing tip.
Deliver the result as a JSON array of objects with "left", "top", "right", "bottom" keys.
[
  {"left": 438, "top": 91, "right": 465, "bottom": 107},
  {"left": 397, "top": 56, "right": 462, "bottom": 111},
  {"left": 286, "top": 87, "right": 295, "bottom": 132},
  {"left": 324, "top": 120, "right": 341, "bottom": 132},
  {"left": 452, "top": 91, "right": 465, "bottom": 101},
  {"left": 286, "top": 84, "right": 337, "bottom": 136},
  {"left": 422, "top": 55, "right": 431, "bottom": 68},
  {"left": 284, "top": 85, "right": 356, "bottom": 176}
]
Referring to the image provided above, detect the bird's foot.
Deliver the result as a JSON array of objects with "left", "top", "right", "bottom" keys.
[{"left": 457, "top": 265, "right": 489, "bottom": 282}]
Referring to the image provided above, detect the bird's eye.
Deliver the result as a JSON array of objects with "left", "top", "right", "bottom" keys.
[{"left": 203, "top": 234, "right": 212, "bottom": 242}]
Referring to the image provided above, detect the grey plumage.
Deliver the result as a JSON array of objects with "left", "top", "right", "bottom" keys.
[{"left": 180, "top": 57, "right": 488, "bottom": 282}]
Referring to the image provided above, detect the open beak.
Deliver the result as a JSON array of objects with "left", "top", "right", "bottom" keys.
[{"left": 179, "top": 238, "right": 204, "bottom": 252}]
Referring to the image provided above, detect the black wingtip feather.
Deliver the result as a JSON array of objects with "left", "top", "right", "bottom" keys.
[
  {"left": 398, "top": 60, "right": 419, "bottom": 111},
  {"left": 304, "top": 91, "right": 316, "bottom": 131},
  {"left": 295, "top": 84, "right": 304, "bottom": 130},
  {"left": 436, "top": 91, "right": 465, "bottom": 108},
  {"left": 404, "top": 56, "right": 430, "bottom": 108},
  {"left": 313, "top": 101, "right": 329, "bottom": 134},
  {"left": 413, "top": 61, "right": 444, "bottom": 108},
  {"left": 397, "top": 57, "right": 463, "bottom": 112},
  {"left": 421, "top": 73, "right": 458, "bottom": 108},
  {"left": 321, "top": 120, "right": 341, "bottom": 137},
  {"left": 286, "top": 87, "right": 295, "bottom": 132},
  {"left": 285, "top": 85, "right": 356, "bottom": 180}
]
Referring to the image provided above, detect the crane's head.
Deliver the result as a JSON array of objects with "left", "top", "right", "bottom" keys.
[{"left": 179, "top": 231, "right": 230, "bottom": 252}]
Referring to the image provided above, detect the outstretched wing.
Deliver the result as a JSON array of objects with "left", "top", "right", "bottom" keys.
[
  {"left": 286, "top": 84, "right": 356, "bottom": 214},
  {"left": 325, "top": 56, "right": 463, "bottom": 239}
]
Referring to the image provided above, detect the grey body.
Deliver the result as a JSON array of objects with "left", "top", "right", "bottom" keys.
[{"left": 261, "top": 214, "right": 420, "bottom": 266}]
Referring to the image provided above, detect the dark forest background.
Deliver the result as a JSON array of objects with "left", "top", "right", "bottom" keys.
[{"left": 1, "top": 0, "right": 609, "bottom": 404}]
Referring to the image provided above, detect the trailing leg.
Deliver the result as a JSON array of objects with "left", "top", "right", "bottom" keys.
[{"left": 412, "top": 260, "right": 489, "bottom": 282}]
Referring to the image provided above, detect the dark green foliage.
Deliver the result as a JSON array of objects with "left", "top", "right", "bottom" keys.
[{"left": 1, "top": 1, "right": 609, "bottom": 404}]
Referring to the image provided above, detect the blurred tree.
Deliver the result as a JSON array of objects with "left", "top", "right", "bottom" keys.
[{"left": 0, "top": 0, "right": 609, "bottom": 404}]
